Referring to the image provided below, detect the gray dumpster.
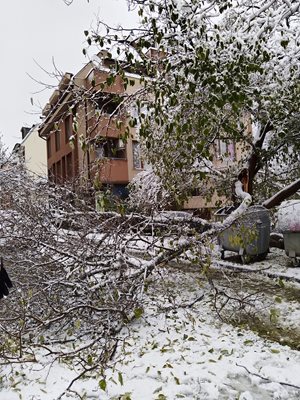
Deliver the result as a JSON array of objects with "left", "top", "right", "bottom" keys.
[
  {"left": 215, "top": 205, "right": 271, "bottom": 263},
  {"left": 277, "top": 200, "right": 300, "bottom": 266}
]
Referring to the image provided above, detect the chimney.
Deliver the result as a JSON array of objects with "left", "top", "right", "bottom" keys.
[{"left": 21, "top": 127, "right": 31, "bottom": 140}]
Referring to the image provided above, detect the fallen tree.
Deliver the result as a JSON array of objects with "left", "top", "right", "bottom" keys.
[{"left": 0, "top": 154, "right": 263, "bottom": 396}]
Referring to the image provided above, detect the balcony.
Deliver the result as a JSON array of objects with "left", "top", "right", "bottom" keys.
[
  {"left": 97, "top": 158, "right": 129, "bottom": 184},
  {"left": 87, "top": 113, "right": 126, "bottom": 140}
]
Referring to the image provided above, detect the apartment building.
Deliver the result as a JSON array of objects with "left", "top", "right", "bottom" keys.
[{"left": 38, "top": 51, "right": 143, "bottom": 199}]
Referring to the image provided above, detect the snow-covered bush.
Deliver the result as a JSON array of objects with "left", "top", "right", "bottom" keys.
[{"left": 128, "top": 169, "right": 176, "bottom": 211}]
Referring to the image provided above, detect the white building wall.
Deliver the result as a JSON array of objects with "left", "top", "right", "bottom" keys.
[{"left": 21, "top": 126, "right": 47, "bottom": 178}]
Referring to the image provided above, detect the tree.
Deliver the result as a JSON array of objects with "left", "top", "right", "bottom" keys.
[{"left": 86, "top": 0, "right": 300, "bottom": 207}]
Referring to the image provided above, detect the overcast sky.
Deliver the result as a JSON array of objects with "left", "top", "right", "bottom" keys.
[{"left": 0, "top": 0, "right": 138, "bottom": 150}]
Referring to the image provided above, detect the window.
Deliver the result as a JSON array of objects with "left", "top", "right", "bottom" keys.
[
  {"left": 47, "top": 137, "right": 51, "bottom": 158},
  {"left": 95, "top": 138, "right": 126, "bottom": 159},
  {"left": 48, "top": 168, "right": 53, "bottom": 182},
  {"left": 55, "top": 130, "right": 61, "bottom": 152},
  {"left": 216, "top": 139, "right": 236, "bottom": 160},
  {"left": 132, "top": 141, "right": 142, "bottom": 169},
  {"left": 52, "top": 164, "right": 56, "bottom": 183},
  {"left": 66, "top": 152, "right": 73, "bottom": 179},
  {"left": 62, "top": 156, "right": 66, "bottom": 181},
  {"left": 65, "top": 115, "right": 73, "bottom": 143},
  {"left": 227, "top": 142, "right": 236, "bottom": 159},
  {"left": 95, "top": 144, "right": 104, "bottom": 159},
  {"left": 191, "top": 188, "right": 201, "bottom": 196},
  {"left": 94, "top": 94, "right": 121, "bottom": 115},
  {"left": 56, "top": 160, "right": 61, "bottom": 183}
]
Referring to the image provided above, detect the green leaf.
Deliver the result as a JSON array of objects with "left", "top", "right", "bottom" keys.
[
  {"left": 106, "top": 76, "right": 114, "bottom": 86},
  {"left": 274, "top": 296, "right": 282, "bottom": 304},
  {"left": 174, "top": 376, "right": 180, "bottom": 385},
  {"left": 157, "top": 395, "right": 167, "bottom": 400},
  {"left": 87, "top": 354, "right": 93, "bottom": 366},
  {"left": 153, "top": 386, "right": 163, "bottom": 394},
  {"left": 220, "top": 349, "right": 230, "bottom": 355},
  {"left": 270, "top": 348, "right": 280, "bottom": 354},
  {"left": 280, "top": 40, "right": 289, "bottom": 49},
  {"left": 118, "top": 372, "right": 124, "bottom": 386},
  {"left": 74, "top": 319, "right": 81, "bottom": 329},
  {"left": 99, "top": 379, "right": 106, "bottom": 391},
  {"left": 120, "top": 394, "right": 132, "bottom": 400},
  {"left": 134, "top": 307, "right": 143, "bottom": 319},
  {"left": 269, "top": 308, "right": 280, "bottom": 323},
  {"left": 277, "top": 278, "right": 285, "bottom": 288}
]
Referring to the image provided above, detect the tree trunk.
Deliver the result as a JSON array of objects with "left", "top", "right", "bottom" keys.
[
  {"left": 234, "top": 123, "right": 299, "bottom": 210},
  {"left": 246, "top": 122, "right": 273, "bottom": 195}
]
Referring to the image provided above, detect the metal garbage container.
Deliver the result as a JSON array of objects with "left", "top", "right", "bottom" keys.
[
  {"left": 215, "top": 205, "right": 271, "bottom": 263},
  {"left": 277, "top": 200, "right": 300, "bottom": 266}
]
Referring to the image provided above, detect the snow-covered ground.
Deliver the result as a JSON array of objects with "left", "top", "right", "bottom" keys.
[
  {"left": 1, "top": 248, "right": 300, "bottom": 400},
  {"left": 216, "top": 247, "right": 300, "bottom": 282}
]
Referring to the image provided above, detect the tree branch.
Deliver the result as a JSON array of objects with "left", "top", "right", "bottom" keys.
[
  {"left": 236, "top": 363, "right": 300, "bottom": 391},
  {"left": 263, "top": 178, "right": 300, "bottom": 209}
]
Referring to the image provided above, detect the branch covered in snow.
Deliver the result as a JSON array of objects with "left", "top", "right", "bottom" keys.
[{"left": 263, "top": 178, "right": 300, "bottom": 209}]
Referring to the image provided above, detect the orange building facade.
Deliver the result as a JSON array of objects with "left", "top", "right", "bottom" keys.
[{"left": 39, "top": 53, "right": 143, "bottom": 199}]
